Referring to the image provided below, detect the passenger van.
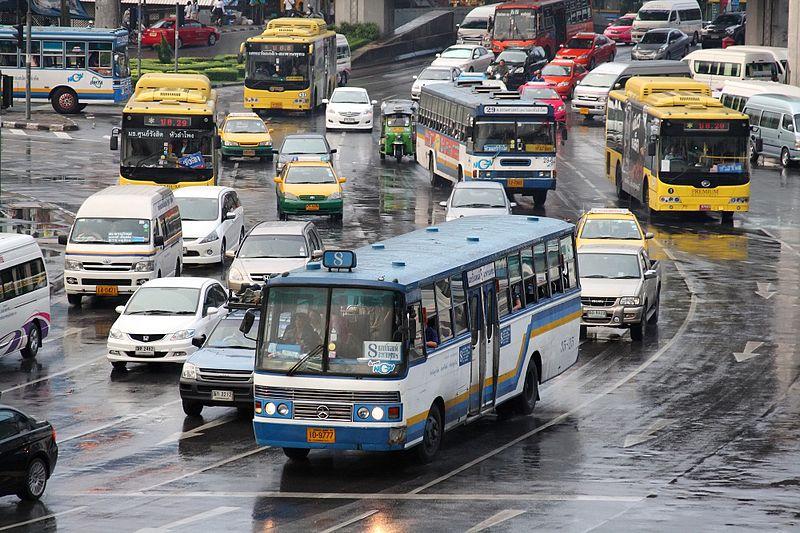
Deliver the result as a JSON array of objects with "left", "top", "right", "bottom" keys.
[
  {"left": 336, "top": 33, "right": 351, "bottom": 86},
  {"left": 719, "top": 79, "right": 800, "bottom": 112},
  {"left": 631, "top": 0, "right": 703, "bottom": 43},
  {"left": 726, "top": 45, "right": 788, "bottom": 83},
  {"left": 457, "top": 3, "right": 499, "bottom": 45},
  {"left": 572, "top": 60, "right": 691, "bottom": 117},
  {"left": 59, "top": 186, "right": 183, "bottom": 306},
  {"left": 744, "top": 94, "right": 800, "bottom": 168},
  {"left": 0, "top": 234, "right": 50, "bottom": 359},
  {"left": 683, "top": 48, "right": 779, "bottom": 95}
]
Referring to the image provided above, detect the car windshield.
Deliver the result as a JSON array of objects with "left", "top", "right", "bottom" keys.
[
  {"left": 284, "top": 166, "right": 337, "bottom": 184},
  {"left": 641, "top": 32, "right": 669, "bottom": 44},
  {"left": 151, "top": 20, "right": 174, "bottom": 29},
  {"left": 578, "top": 253, "right": 641, "bottom": 279},
  {"left": 542, "top": 64, "right": 571, "bottom": 76},
  {"left": 613, "top": 16, "right": 634, "bottom": 26},
  {"left": 451, "top": 188, "right": 507, "bottom": 208},
  {"left": 125, "top": 287, "right": 200, "bottom": 315},
  {"left": 258, "top": 287, "right": 402, "bottom": 377},
  {"left": 224, "top": 119, "right": 266, "bottom": 133},
  {"left": 70, "top": 218, "right": 150, "bottom": 245},
  {"left": 281, "top": 137, "right": 328, "bottom": 155},
  {"left": 579, "top": 71, "right": 619, "bottom": 88},
  {"left": 419, "top": 68, "right": 451, "bottom": 80},
  {"left": 331, "top": 90, "right": 369, "bottom": 104},
  {"left": 581, "top": 219, "right": 642, "bottom": 240},
  {"left": 207, "top": 317, "right": 259, "bottom": 349},
  {"left": 238, "top": 235, "right": 308, "bottom": 258},
  {"left": 713, "top": 14, "right": 742, "bottom": 25},
  {"left": 497, "top": 50, "right": 527, "bottom": 63},
  {"left": 175, "top": 197, "right": 218, "bottom": 222},
  {"left": 522, "top": 87, "right": 560, "bottom": 99},
  {"left": 638, "top": 10, "right": 670, "bottom": 21},
  {"left": 441, "top": 48, "right": 473, "bottom": 59},
  {"left": 566, "top": 37, "right": 593, "bottom": 49},
  {"left": 460, "top": 18, "right": 487, "bottom": 29}
]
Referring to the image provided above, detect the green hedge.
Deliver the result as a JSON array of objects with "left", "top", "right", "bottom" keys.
[
  {"left": 205, "top": 67, "right": 238, "bottom": 82},
  {"left": 131, "top": 55, "right": 244, "bottom": 85},
  {"left": 334, "top": 22, "right": 380, "bottom": 50}
]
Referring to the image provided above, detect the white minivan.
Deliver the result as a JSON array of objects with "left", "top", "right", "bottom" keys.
[
  {"left": 457, "top": 3, "right": 500, "bottom": 45},
  {"left": 684, "top": 48, "right": 780, "bottom": 95},
  {"left": 631, "top": 0, "right": 703, "bottom": 44},
  {"left": 59, "top": 185, "right": 183, "bottom": 306},
  {"left": 0, "top": 234, "right": 50, "bottom": 359}
]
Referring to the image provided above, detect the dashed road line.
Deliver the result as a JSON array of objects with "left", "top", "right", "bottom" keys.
[
  {"left": 60, "top": 399, "right": 182, "bottom": 443},
  {"left": 466, "top": 509, "right": 526, "bottom": 533},
  {"left": 320, "top": 510, "right": 379, "bottom": 533},
  {"left": 54, "top": 131, "right": 72, "bottom": 139},
  {"left": 8, "top": 128, "right": 27, "bottom": 136},
  {"left": 0, "top": 506, "right": 87, "bottom": 531},
  {"left": 0, "top": 353, "right": 106, "bottom": 396},
  {"left": 134, "top": 506, "right": 239, "bottom": 533}
]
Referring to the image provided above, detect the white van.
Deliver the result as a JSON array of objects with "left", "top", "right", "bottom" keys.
[
  {"left": 719, "top": 79, "right": 800, "bottom": 112},
  {"left": 631, "top": 0, "right": 703, "bottom": 44},
  {"left": 336, "top": 33, "right": 351, "bottom": 86},
  {"left": 0, "top": 234, "right": 50, "bottom": 359},
  {"left": 59, "top": 186, "right": 183, "bottom": 306},
  {"left": 726, "top": 45, "right": 788, "bottom": 83},
  {"left": 457, "top": 3, "right": 499, "bottom": 45},
  {"left": 684, "top": 48, "right": 780, "bottom": 95}
]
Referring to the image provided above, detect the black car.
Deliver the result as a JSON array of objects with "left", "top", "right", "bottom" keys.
[
  {"left": 701, "top": 12, "right": 746, "bottom": 48},
  {"left": 0, "top": 406, "right": 58, "bottom": 501},
  {"left": 486, "top": 46, "right": 548, "bottom": 90}
]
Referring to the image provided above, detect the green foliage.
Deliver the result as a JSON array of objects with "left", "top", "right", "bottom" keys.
[
  {"left": 334, "top": 22, "right": 380, "bottom": 50},
  {"left": 205, "top": 67, "right": 239, "bottom": 82},
  {"left": 156, "top": 34, "right": 173, "bottom": 64},
  {"left": 132, "top": 54, "right": 244, "bottom": 85}
]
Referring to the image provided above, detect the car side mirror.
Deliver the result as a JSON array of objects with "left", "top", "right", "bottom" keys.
[
  {"left": 647, "top": 142, "right": 656, "bottom": 157},
  {"left": 330, "top": 148, "right": 337, "bottom": 154},
  {"left": 439, "top": 201, "right": 447, "bottom": 207},
  {"left": 338, "top": 177, "right": 347, "bottom": 183},
  {"left": 191, "top": 334, "right": 206, "bottom": 348},
  {"left": 436, "top": 53, "right": 441, "bottom": 58},
  {"left": 412, "top": 75, "right": 418, "bottom": 80},
  {"left": 510, "top": 202, "right": 517, "bottom": 207},
  {"left": 273, "top": 176, "right": 282, "bottom": 183},
  {"left": 644, "top": 269, "right": 658, "bottom": 280},
  {"left": 645, "top": 232, "right": 654, "bottom": 240},
  {"left": 225, "top": 249, "right": 236, "bottom": 259},
  {"left": 154, "top": 235, "right": 165, "bottom": 247},
  {"left": 115, "top": 305, "right": 125, "bottom": 314},
  {"left": 614, "top": 82, "right": 622, "bottom": 89},
  {"left": 109, "top": 128, "right": 119, "bottom": 150},
  {"left": 240, "top": 308, "right": 257, "bottom": 334},
  {"left": 58, "top": 234, "right": 68, "bottom": 246},
  {"left": 205, "top": 306, "right": 218, "bottom": 317},
  {"left": 371, "top": 100, "right": 377, "bottom": 105},
  {"left": 224, "top": 211, "right": 236, "bottom": 221},
  {"left": 322, "top": 98, "right": 329, "bottom": 104}
]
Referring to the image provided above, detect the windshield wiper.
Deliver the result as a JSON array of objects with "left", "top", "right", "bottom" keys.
[
  {"left": 611, "top": 275, "right": 641, "bottom": 279},
  {"left": 582, "top": 274, "right": 609, "bottom": 278},
  {"left": 286, "top": 344, "right": 323, "bottom": 377},
  {"left": 73, "top": 239, "right": 111, "bottom": 245},
  {"left": 131, "top": 154, "right": 162, "bottom": 168}
]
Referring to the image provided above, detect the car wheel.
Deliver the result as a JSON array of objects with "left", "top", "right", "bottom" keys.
[
  {"left": 67, "top": 294, "right": 82, "bottom": 307},
  {"left": 176, "top": 37, "right": 183, "bottom": 49},
  {"left": 21, "top": 322, "right": 40, "bottom": 359},
  {"left": 579, "top": 325, "right": 588, "bottom": 339},
  {"left": 17, "top": 458, "right": 48, "bottom": 501},
  {"left": 208, "top": 34, "right": 217, "bottom": 46},
  {"left": 781, "top": 147, "right": 792, "bottom": 168},
  {"left": 283, "top": 447, "right": 310, "bottom": 460},
  {"left": 220, "top": 238, "right": 226, "bottom": 260},
  {"left": 51, "top": 87, "right": 79, "bottom": 114},
  {"left": 647, "top": 293, "right": 660, "bottom": 324},
  {"left": 512, "top": 359, "right": 539, "bottom": 415},
  {"left": 175, "top": 260, "right": 181, "bottom": 277},
  {"left": 630, "top": 307, "right": 646, "bottom": 341},
  {"left": 415, "top": 404, "right": 443, "bottom": 463},
  {"left": 692, "top": 32, "right": 699, "bottom": 45},
  {"left": 111, "top": 361, "right": 127, "bottom": 371},
  {"left": 182, "top": 400, "right": 203, "bottom": 417},
  {"left": 749, "top": 141, "right": 760, "bottom": 165},
  {"left": 683, "top": 46, "right": 689, "bottom": 58}
]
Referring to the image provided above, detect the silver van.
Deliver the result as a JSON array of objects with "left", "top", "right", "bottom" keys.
[
  {"left": 572, "top": 60, "right": 691, "bottom": 118},
  {"left": 745, "top": 94, "right": 800, "bottom": 168}
]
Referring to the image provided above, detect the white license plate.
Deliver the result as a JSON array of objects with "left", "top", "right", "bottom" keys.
[
  {"left": 134, "top": 345, "right": 155, "bottom": 353},
  {"left": 587, "top": 310, "right": 607, "bottom": 319},
  {"left": 341, "top": 119, "right": 357, "bottom": 124},
  {"left": 212, "top": 390, "right": 233, "bottom": 401}
]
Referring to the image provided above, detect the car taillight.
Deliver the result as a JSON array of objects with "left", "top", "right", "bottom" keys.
[{"left": 51, "top": 426, "right": 57, "bottom": 442}]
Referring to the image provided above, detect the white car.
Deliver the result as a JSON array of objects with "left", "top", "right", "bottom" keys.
[
  {"left": 227, "top": 221, "right": 324, "bottom": 292},
  {"left": 174, "top": 186, "right": 245, "bottom": 265},
  {"left": 440, "top": 182, "right": 514, "bottom": 222},
  {"left": 411, "top": 66, "right": 461, "bottom": 100},
  {"left": 106, "top": 277, "right": 228, "bottom": 370},
  {"left": 431, "top": 44, "right": 494, "bottom": 72},
  {"left": 323, "top": 87, "right": 377, "bottom": 131}
]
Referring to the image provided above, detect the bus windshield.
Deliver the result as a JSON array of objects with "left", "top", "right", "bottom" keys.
[
  {"left": 474, "top": 120, "right": 555, "bottom": 152},
  {"left": 121, "top": 130, "right": 214, "bottom": 170},
  {"left": 659, "top": 134, "right": 748, "bottom": 177},
  {"left": 493, "top": 9, "right": 539, "bottom": 41},
  {"left": 246, "top": 42, "right": 309, "bottom": 89},
  {"left": 258, "top": 287, "right": 402, "bottom": 377}
]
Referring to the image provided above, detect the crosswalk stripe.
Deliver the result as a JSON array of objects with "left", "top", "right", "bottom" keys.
[
  {"left": 466, "top": 509, "right": 526, "bottom": 532},
  {"left": 54, "top": 131, "right": 72, "bottom": 139},
  {"left": 9, "top": 128, "right": 27, "bottom": 136}
]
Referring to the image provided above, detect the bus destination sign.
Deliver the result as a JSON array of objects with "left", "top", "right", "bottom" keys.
[
  {"left": 683, "top": 121, "right": 730, "bottom": 132},
  {"left": 143, "top": 115, "right": 192, "bottom": 128},
  {"left": 483, "top": 105, "right": 549, "bottom": 115}
]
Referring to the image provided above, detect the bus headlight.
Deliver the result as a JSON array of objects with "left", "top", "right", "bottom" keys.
[
  {"left": 64, "top": 258, "right": 82, "bottom": 271},
  {"left": 659, "top": 196, "right": 681, "bottom": 203},
  {"left": 133, "top": 260, "right": 154, "bottom": 272},
  {"left": 620, "top": 296, "right": 641, "bottom": 306},
  {"left": 357, "top": 407, "right": 370, "bottom": 419},
  {"left": 277, "top": 403, "right": 289, "bottom": 416},
  {"left": 371, "top": 407, "right": 384, "bottom": 420},
  {"left": 265, "top": 402, "right": 276, "bottom": 415}
]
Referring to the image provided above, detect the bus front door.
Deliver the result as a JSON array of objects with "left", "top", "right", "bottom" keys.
[
  {"left": 467, "top": 283, "right": 500, "bottom": 416},
  {"left": 483, "top": 283, "right": 500, "bottom": 410}
]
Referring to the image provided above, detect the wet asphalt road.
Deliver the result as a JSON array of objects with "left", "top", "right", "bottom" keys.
[{"left": 1, "top": 45, "right": 800, "bottom": 531}]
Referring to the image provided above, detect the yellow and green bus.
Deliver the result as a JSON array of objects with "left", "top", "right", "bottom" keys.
[
  {"left": 112, "top": 73, "right": 219, "bottom": 188},
  {"left": 243, "top": 18, "right": 337, "bottom": 112},
  {"left": 606, "top": 77, "right": 750, "bottom": 223}
]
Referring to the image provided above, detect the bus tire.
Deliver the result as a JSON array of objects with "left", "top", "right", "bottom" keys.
[
  {"left": 175, "top": 260, "right": 182, "bottom": 277},
  {"left": 532, "top": 189, "right": 547, "bottom": 207},
  {"left": 513, "top": 359, "right": 539, "bottom": 415},
  {"left": 641, "top": 181, "right": 652, "bottom": 217},
  {"left": 51, "top": 87, "right": 79, "bottom": 114},
  {"left": 721, "top": 212, "right": 734, "bottom": 225},
  {"left": 67, "top": 294, "right": 82, "bottom": 307},
  {"left": 21, "top": 322, "right": 41, "bottom": 359},
  {"left": 283, "top": 447, "right": 310, "bottom": 460},
  {"left": 428, "top": 155, "right": 438, "bottom": 188},
  {"left": 182, "top": 400, "right": 203, "bottom": 417},
  {"left": 415, "top": 404, "right": 443, "bottom": 463},
  {"left": 614, "top": 163, "right": 626, "bottom": 198},
  {"left": 457, "top": 166, "right": 464, "bottom": 182}
]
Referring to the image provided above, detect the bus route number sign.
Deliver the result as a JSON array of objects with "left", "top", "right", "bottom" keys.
[
  {"left": 484, "top": 106, "right": 549, "bottom": 115},
  {"left": 143, "top": 115, "right": 191, "bottom": 128},
  {"left": 322, "top": 250, "right": 357, "bottom": 270},
  {"left": 683, "top": 121, "right": 729, "bottom": 132}
]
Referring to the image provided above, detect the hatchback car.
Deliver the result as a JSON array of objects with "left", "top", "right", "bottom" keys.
[
  {"left": 519, "top": 83, "right": 567, "bottom": 123},
  {"left": 219, "top": 112, "right": 274, "bottom": 161},
  {"left": 440, "top": 182, "right": 514, "bottom": 222},
  {"left": 141, "top": 18, "right": 220, "bottom": 48},
  {"left": 604, "top": 13, "right": 637, "bottom": 44},
  {"left": 274, "top": 161, "right": 346, "bottom": 220},
  {"left": 555, "top": 32, "right": 616, "bottom": 70},
  {"left": 324, "top": 87, "right": 377, "bottom": 131},
  {"left": 0, "top": 406, "right": 58, "bottom": 501},
  {"left": 274, "top": 133, "right": 336, "bottom": 174},
  {"left": 411, "top": 66, "right": 461, "bottom": 100},
  {"left": 106, "top": 277, "right": 228, "bottom": 370},
  {"left": 226, "top": 221, "right": 323, "bottom": 291},
  {"left": 541, "top": 59, "right": 588, "bottom": 99},
  {"left": 701, "top": 12, "right": 746, "bottom": 48},
  {"left": 174, "top": 186, "right": 245, "bottom": 265},
  {"left": 632, "top": 29, "right": 691, "bottom": 61},
  {"left": 576, "top": 208, "right": 652, "bottom": 249},
  {"left": 486, "top": 46, "right": 548, "bottom": 90},
  {"left": 431, "top": 44, "right": 494, "bottom": 72}
]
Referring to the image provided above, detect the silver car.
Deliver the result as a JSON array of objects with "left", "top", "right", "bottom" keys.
[
  {"left": 431, "top": 44, "right": 494, "bottom": 72},
  {"left": 577, "top": 244, "right": 661, "bottom": 341},
  {"left": 632, "top": 28, "right": 692, "bottom": 61},
  {"left": 274, "top": 134, "right": 336, "bottom": 174}
]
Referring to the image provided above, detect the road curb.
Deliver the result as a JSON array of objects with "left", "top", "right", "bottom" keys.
[
  {"left": 211, "top": 81, "right": 244, "bottom": 88},
  {"left": 2, "top": 119, "right": 79, "bottom": 132}
]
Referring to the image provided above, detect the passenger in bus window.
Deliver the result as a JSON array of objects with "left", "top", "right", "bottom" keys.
[
  {"left": 510, "top": 284, "right": 523, "bottom": 312},
  {"left": 282, "top": 312, "right": 322, "bottom": 351},
  {"left": 425, "top": 316, "right": 439, "bottom": 349}
]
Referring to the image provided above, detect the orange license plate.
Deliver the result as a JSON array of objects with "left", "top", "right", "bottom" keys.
[
  {"left": 96, "top": 285, "right": 118, "bottom": 296},
  {"left": 306, "top": 428, "right": 335, "bottom": 443},
  {"left": 699, "top": 204, "right": 711, "bottom": 211},
  {"left": 305, "top": 204, "right": 320, "bottom": 211},
  {"left": 243, "top": 149, "right": 256, "bottom": 156},
  {"left": 507, "top": 178, "right": 524, "bottom": 188},
  {"left": 579, "top": 108, "right": 589, "bottom": 115}
]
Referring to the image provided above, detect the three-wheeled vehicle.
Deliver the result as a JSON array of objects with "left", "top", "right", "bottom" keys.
[{"left": 379, "top": 99, "right": 417, "bottom": 162}]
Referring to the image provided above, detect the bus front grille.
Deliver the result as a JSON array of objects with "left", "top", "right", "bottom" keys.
[
  {"left": 293, "top": 402, "right": 352, "bottom": 422},
  {"left": 255, "top": 385, "right": 400, "bottom": 404}
]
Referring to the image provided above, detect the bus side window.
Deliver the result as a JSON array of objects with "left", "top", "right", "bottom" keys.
[
  {"left": 407, "top": 303, "right": 424, "bottom": 362},
  {"left": 450, "top": 273, "right": 468, "bottom": 335},
  {"left": 494, "top": 257, "right": 510, "bottom": 317},
  {"left": 521, "top": 247, "right": 536, "bottom": 306},
  {"left": 66, "top": 41, "right": 86, "bottom": 69},
  {"left": 507, "top": 252, "right": 523, "bottom": 312},
  {"left": 43, "top": 41, "right": 64, "bottom": 69},
  {"left": 547, "top": 239, "right": 563, "bottom": 295},
  {"left": 560, "top": 235, "right": 576, "bottom": 290},
  {"left": 434, "top": 278, "right": 454, "bottom": 341},
  {"left": 533, "top": 242, "right": 549, "bottom": 300},
  {"left": 421, "top": 283, "right": 439, "bottom": 351},
  {"left": 0, "top": 40, "right": 17, "bottom": 67}
]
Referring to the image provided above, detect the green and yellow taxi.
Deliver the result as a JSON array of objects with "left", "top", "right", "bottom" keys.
[
  {"left": 219, "top": 112, "right": 274, "bottom": 161},
  {"left": 274, "top": 161, "right": 346, "bottom": 221},
  {"left": 576, "top": 208, "right": 653, "bottom": 249}
]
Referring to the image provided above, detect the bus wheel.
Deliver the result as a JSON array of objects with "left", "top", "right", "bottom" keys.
[
  {"left": 615, "top": 163, "right": 626, "bottom": 199},
  {"left": 283, "top": 448, "right": 310, "bottom": 461},
  {"left": 21, "top": 323, "right": 41, "bottom": 359},
  {"left": 67, "top": 294, "right": 82, "bottom": 307},
  {"left": 532, "top": 190, "right": 547, "bottom": 207},
  {"left": 415, "top": 404, "right": 443, "bottom": 463},
  {"left": 641, "top": 182, "right": 652, "bottom": 217},
  {"left": 428, "top": 155, "right": 438, "bottom": 188},
  {"left": 52, "top": 88, "right": 79, "bottom": 114},
  {"left": 513, "top": 359, "right": 539, "bottom": 415},
  {"left": 457, "top": 167, "right": 464, "bottom": 182}
]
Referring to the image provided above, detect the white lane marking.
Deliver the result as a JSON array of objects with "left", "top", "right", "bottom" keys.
[
  {"left": 43, "top": 326, "right": 88, "bottom": 344},
  {"left": 139, "top": 446, "right": 269, "bottom": 492},
  {"left": 102, "top": 134, "right": 111, "bottom": 139},
  {"left": 755, "top": 281, "right": 777, "bottom": 300},
  {"left": 466, "top": 509, "right": 526, "bottom": 533},
  {"left": 134, "top": 506, "right": 239, "bottom": 533},
  {"left": 319, "top": 510, "right": 379, "bottom": 533},
  {"left": 733, "top": 341, "right": 764, "bottom": 363},
  {"left": 0, "top": 506, "right": 87, "bottom": 531},
  {"left": 54, "top": 131, "right": 72, "bottom": 139},
  {"left": 9, "top": 128, "right": 27, "bottom": 136},
  {"left": 60, "top": 399, "right": 182, "bottom": 443},
  {"left": 0, "top": 353, "right": 106, "bottom": 395},
  {"left": 156, "top": 414, "right": 237, "bottom": 446}
]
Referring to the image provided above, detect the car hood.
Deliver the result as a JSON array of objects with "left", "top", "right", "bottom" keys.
[
  {"left": 431, "top": 57, "right": 469, "bottom": 68},
  {"left": 557, "top": 48, "right": 591, "bottom": 59},
  {"left": 328, "top": 103, "right": 371, "bottom": 114},
  {"left": 580, "top": 278, "right": 642, "bottom": 298},
  {"left": 234, "top": 257, "right": 308, "bottom": 276},
  {"left": 606, "top": 24, "right": 632, "bottom": 31},
  {"left": 412, "top": 79, "right": 449, "bottom": 91},
  {"left": 635, "top": 43, "right": 667, "bottom": 51},
  {"left": 574, "top": 84, "right": 611, "bottom": 96},
  {"left": 224, "top": 132, "right": 271, "bottom": 145},
  {"left": 114, "top": 314, "right": 199, "bottom": 335},
  {"left": 186, "top": 346, "right": 255, "bottom": 371},
  {"left": 446, "top": 207, "right": 509, "bottom": 221},
  {"left": 182, "top": 220, "right": 219, "bottom": 240},
  {"left": 279, "top": 153, "right": 330, "bottom": 165}
]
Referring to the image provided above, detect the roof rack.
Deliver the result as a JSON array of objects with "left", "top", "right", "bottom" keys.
[
  {"left": 490, "top": 90, "right": 524, "bottom": 100},
  {"left": 226, "top": 285, "right": 263, "bottom": 309}
]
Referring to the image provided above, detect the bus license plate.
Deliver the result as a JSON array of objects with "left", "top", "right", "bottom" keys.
[
  {"left": 212, "top": 390, "right": 233, "bottom": 401},
  {"left": 507, "top": 178, "right": 524, "bottom": 188},
  {"left": 243, "top": 150, "right": 256, "bottom": 156},
  {"left": 307, "top": 428, "right": 335, "bottom": 443},
  {"left": 96, "top": 285, "right": 118, "bottom": 296},
  {"left": 579, "top": 108, "right": 589, "bottom": 115},
  {"left": 134, "top": 346, "right": 155, "bottom": 353},
  {"left": 699, "top": 204, "right": 711, "bottom": 211},
  {"left": 305, "top": 204, "right": 320, "bottom": 211},
  {"left": 587, "top": 310, "right": 607, "bottom": 319}
]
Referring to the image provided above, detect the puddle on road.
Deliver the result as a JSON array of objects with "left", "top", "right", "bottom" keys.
[{"left": 0, "top": 201, "right": 72, "bottom": 238}]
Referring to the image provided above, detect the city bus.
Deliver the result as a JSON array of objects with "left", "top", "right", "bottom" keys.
[
  {"left": 417, "top": 82, "right": 557, "bottom": 206},
  {"left": 243, "top": 18, "right": 337, "bottom": 112},
  {"left": 110, "top": 73, "right": 219, "bottom": 189},
  {"left": 491, "top": 0, "right": 594, "bottom": 56},
  {"left": 241, "top": 215, "right": 581, "bottom": 462},
  {"left": 0, "top": 26, "right": 132, "bottom": 114},
  {"left": 605, "top": 77, "right": 750, "bottom": 223}
]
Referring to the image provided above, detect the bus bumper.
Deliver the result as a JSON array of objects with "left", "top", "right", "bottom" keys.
[
  {"left": 475, "top": 175, "right": 556, "bottom": 193},
  {"left": 253, "top": 420, "right": 407, "bottom": 451}
]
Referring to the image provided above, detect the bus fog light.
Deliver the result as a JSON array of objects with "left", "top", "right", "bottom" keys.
[
  {"left": 612, "top": 316, "right": 621, "bottom": 323},
  {"left": 265, "top": 402, "right": 276, "bottom": 415},
  {"left": 357, "top": 407, "right": 370, "bottom": 419},
  {"left": 66, "top": 277, "right": 77, "bottom": 284},
  {"left": 388, "top": 427, "right": 407, "bottom": 444},
  {"left": 371, "top": 407, "right": 384, "bottom": 420},
  {"left": 277, "top": 403, "right": 289, "bottom": 416}
]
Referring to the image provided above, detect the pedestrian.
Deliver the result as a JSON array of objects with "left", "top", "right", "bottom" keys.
[
  {"left": 122, "top": 7, "right": 131, "bottom": 31},
  {"left": 184, "top": 0, "right": 192, "bottom": 21},
  {"left": 191, "top": 0, "right": 200, "bottom": 20},
  {"left": 213, "top": 0, "right": 226, "bottom": 25},
  {"left": 284, "top": 0, "right": 296, "bottom": 15}
]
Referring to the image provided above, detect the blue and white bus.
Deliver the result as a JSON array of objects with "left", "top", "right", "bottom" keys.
[
  {"left": 416, "top": 82, "right": 557, "bottom": 206},
  {"left": 242, "top": 215, "right": 581, "bottom": 462},
  {"left": 0, "top": 27, "right": 132, "bottom": 114}
]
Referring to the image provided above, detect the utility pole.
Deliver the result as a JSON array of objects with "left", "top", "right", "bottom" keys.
[
  {"left": 94, "top": 0, "right": 121, "bottom": 29},
  {"left": 60, "top": 0, "right": 69, "bottom": 26},
  {"left": 137, "top": 0, "right": 143, "bottom": 77},
  {"left": 175, "top": 2, "right": 179, "bottom": 73},
  {"left": 25, "top": 0, "right": 31, "bottom": 120}
]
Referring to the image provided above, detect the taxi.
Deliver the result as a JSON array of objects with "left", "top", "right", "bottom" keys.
[
  {"left": 219, "top": 112, "right": 274, "bottom": 161},
  {"left": 274, "top": 161, "right": 345, "bottom": 221},
  {"left": 576, "top": 208, "right": 653, "bottom": 249}
]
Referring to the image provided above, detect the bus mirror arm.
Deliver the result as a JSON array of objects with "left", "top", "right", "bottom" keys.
[{"left": 57, "top": 235, "right": 68, "bottom": 246}]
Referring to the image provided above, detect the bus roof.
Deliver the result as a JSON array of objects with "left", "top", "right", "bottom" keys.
[
  {"left": 248, "top": 17, "right": 335, "bottom": 44},
  {"left": 618, "top": 77, "right": 747, "bottom": 120},
  {"left": 267, "top": 215, "right": 573, "bottom": 291},
  {"left": 125, "top": 73, "right": 216, "bottom": 115},
  {"left": 422, "top": 82, "right": 554, "bottom": 118},
  {"left": 0, "top": 26, "right": 128, "bottom": 41},
  {"left": 496, "top": 1, "right": 566, "bottom": 9}
]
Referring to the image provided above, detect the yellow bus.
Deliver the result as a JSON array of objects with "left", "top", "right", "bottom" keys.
[
  {"left": 606, "top": 77, "right": 750, "bottom": 223},
  {"left": 111, "top": 73, "right": 219, "bottom": 188},
  {"left": 243, "top": 18, "right": 337, "bottom": 112}
]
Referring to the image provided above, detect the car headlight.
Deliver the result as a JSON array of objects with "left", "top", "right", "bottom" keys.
[
  {"left": 198, "top": 230, "right": 219, "bottom": 244},
  {"left": 620, "top": 296, "right": 641, "bottom": 306},
  {"left": 181, "top": 362, "right": 198, "bottom": 379},
  {"left": 228, "top": 266, "right": 245, "bottom": 281},
  {"left": 108, "top": 327, "right": 124, "bottom": 340},
  {"left": 133, "top": 260, "right": 154, "bottom": 272},
  {"left": 328, "top": 191, "right": 341, "bottom": 200},
  {"left": 283, "top": 192, "right": 299, "bottom": 200},
  {"left": 558, "top": 81, "right": 569, "bottom": 87},
  {"left": 258, "top": 141, "right": 272, "bottom": 147},
  {"left": 222, "top": 140, "right": 237, "bottom": 147},
  {"left": 557, "top": 105, "right": 565, "bottom": 111},
  {"left": 64, "top": 258, "right": 82, "bottom": 270},
  {"left": 514, "top": 67, "right": 524, "bottom": 74},
  {"left": 725, "top": 27, "right": 735, "bottom": 35},
  {"left": 170, "top": 329, "right": 196, "bottom": 341}
]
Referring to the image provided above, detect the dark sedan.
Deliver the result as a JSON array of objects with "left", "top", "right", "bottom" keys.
[
  {"left": 632, "top": 29, "right": 692, "bottom": 61},
  {"left": 0, "top": 406, "right": 58, "bottom": 501},
  {"left": 701, "top": 13, "right": 746, "bottom": 48},
  {"left": 486, "top": 46, "right": 548, "bottom": 90}
]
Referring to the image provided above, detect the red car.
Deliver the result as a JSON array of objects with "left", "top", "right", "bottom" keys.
[
  {"left": 519, "top": 82, "right": 566, "bottom": 123},
  {"left": 141, "top": 18, "right": 221, "bottom": 49},
  {"left": 554, "top": 32, "right": 616, "bottom": 70},
  {"left": 603, "top": 13, "right": 637, "bottom": 45},
  {"left": 540, "top": 59, "right": 588, "bottom": 99}
]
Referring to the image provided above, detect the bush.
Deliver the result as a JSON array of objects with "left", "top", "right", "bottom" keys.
[
  {"left": 156, "top": 35, "right": 173, "bottom": 64},
  {"left": 335, "top": 22, "right": 380, "bottom": 47},
  {"left": 205, "top": 67, "right": 239, "bottom": 82}
]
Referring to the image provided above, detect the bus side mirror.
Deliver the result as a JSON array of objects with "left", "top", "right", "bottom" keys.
[
  {"left": 154, "top": 235, "right": 165, "bottom": 247},
  {"left": 647, "top": 142, "right": 656, "bottom": 157},
  {"left": 58, "top": 234, "right": 68, "bottom": 245},
  {"left": 330, "top": 148, "right": 337, "bottom": 154},
  {"left": 110, "top": 128, "right": 119, "bottom": 151},
  {"left": 240, "top": 308, "right": 257, "bottom": 334}
]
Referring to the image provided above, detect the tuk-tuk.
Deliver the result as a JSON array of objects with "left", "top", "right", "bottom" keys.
[{"left": 379, "top": 99, "right": 417, "bottom": 162}]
